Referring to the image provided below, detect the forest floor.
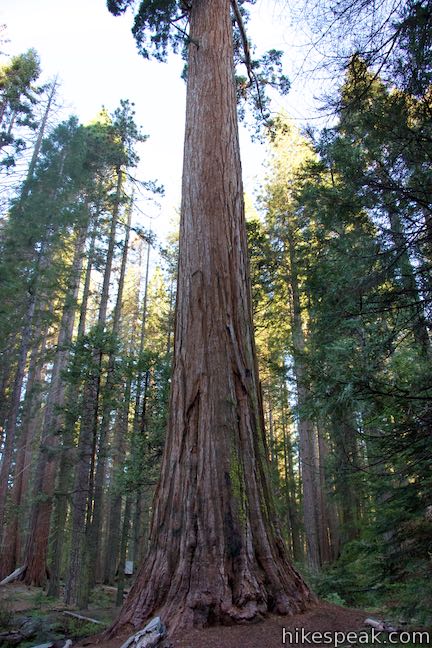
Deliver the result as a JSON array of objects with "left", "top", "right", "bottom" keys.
[
  {"left": 0, "top": 582, "right": 118, "bottom": 646},
  {"left": 75, "top": 602, "right": 368, "bottom": 648},
  {"left": 0, "top": 583, "right": 385, "bottom": 648}
]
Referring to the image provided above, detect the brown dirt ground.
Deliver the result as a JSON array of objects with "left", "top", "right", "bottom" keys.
[{"left": 76, "top": 602, "right": 368, "bottom": 648}]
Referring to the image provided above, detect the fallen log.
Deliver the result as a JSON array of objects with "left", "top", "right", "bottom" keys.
[
  {"left": 62, "top": 611, "right": 104, "bottom": 625},
  {"left": 31, "top": 641, "right": 73, "bottom": 648},
  {"left": 119, "top": 617, "right": 166, "bottom": 648},
  {"left": 0, "top": 565, "right": 26, "bottom": 585},
  {"left": 364, "top": 617, "right": 399, "bottom": 633}
]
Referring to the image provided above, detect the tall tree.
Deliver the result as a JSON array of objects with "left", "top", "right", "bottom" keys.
[
  {"left": 108, "top": 0, "right": 312, "bottom": 636},
  {"left": 64, "top": 101, "right": 148, "bottom": 608},
  {"left": 0, "top": 48, "right": 41, "bottom": 170}
]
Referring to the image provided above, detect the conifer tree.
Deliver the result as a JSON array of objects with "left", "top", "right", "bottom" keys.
[{"left": 107, "top": 0, "right": 312, "bottom": 635}]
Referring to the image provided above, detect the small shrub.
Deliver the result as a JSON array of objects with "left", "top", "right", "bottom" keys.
[
  {"left": 64, "top": 617, "right": 106, "bottom": 638},
  {"left": 323, "top": 592, "right": 347, "bottom": 606}
]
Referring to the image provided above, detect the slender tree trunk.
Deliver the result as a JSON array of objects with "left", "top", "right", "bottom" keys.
[
  {"left": 103, "top": 374, "right": 132, "bottom": 585},
  {"left": 315, "top": 425, "right": 332, "bottom": 564},
  {"left": 21, "top": 223, "right": 87, "bottom": 587},
  {"left": 0, "top": 315, "right": 51, "bottom": 579},
  {"left": 282, "top": 419, "right": 303, "bottom": 562},
  {"left": 65, "top": 169, "right": 123, "bottom": 608},
  {"left": 0, "top": 148, "right": 66, "bottom": 543},
  {"left": 0, "top": 344, "right": 15, "bottom": 440},
  {"left": 0, "top": 292, "right": 36, "bottom": 542},
  {"left": 318, "top": 430, "right": 340, "bottom": 561},
  {"left": 116, "top": 494, "right": 132, "bottom": 607},
  {"left": 388, "top": 208, "right": 431, "bottom": 357},
  {"left": 21, "top": 79, "right": 58, "bottom": 200},
  {"left": 47, "top": 221, "right": 97, "bottom": 599},
  {"left": 331, "top": 415, "right": 361, "bottom": 543},
  {"left": 286, "top": 230, "right": 323, "bottom": 570},
  {"left": 267, "top": 400, "right": 277, "bottom": 465},
  {"left": 86, "top": 202, "right": 132, "bottom": 589},
  {"left": 110, "top": 1, "right": 312, "bottom": 635},
  {"left": 281, "top": 376, "right": 303, "bottom": 562},
  {"left": 130, "top": 239, "right": 151, "bottom": 568}
]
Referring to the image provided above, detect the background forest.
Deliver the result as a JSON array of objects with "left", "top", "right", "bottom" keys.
[{"left": 0, "top": 0, "right": 431, "bottom": 643}]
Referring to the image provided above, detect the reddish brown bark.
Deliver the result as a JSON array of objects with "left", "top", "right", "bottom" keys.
[
  {"left": 0, "top": 326, "right": 49, "bottom": 579},
  {"left": 109, "top": 0, "right": 313, "bottom": 636},
  {"left": 21, "top": 224, "right": 87, "bottom": 587},
  {"left": 0, "top": 294, "right": 36, "bottom": 543}
]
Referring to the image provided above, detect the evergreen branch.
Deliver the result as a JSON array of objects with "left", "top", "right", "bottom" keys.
[
  {"left": 230, "top": 0, "right": 267, "bottom": 122},
  {"left": 230, "top": 0, "right": 253, "bottom": 85},
  {"left": 169, "top": 16, "right": 198, "bottom": 48}
]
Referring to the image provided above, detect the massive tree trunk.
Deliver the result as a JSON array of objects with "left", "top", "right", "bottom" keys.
[{"left": 110, "top": 0, "right": 312, "bottom": 636}]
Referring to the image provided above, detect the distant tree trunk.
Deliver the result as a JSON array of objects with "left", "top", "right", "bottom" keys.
[
  {"left": 86, "top": 201, "right": 132, "bottom": 589},
  {"left": 0, "top": 345, "right": 15, "bottom": 439},
  {"left": 286, "top": 229, "right": 324, "bottom": 570},
  {"left": 387, "top": 208, "right": 431, "bottom": 357},
  {"left": 21, "top": 79, "right": 58, "bottom": 200},
  {"left": 21, "top": 223, "right": 87, "bottom": 587},
  {"left": 315, "top": 425, "right": 333, "bottom": 564},
  {"left": 47, "top": 218, "right": 97, "bottom": 599},
  {"left": 331, "top": 415, "right": 362, "bottom": 543},
  {"left": 116, "top": 494, "right": 132, "bottom": 607},
  {"left": 65, "top": 169, "right": 123, "bottom": 608},
  {"left": 130, "top": 239, "right": 151, "bottom": 569},
  {"left": 280, "top": 376, "right": 303, "bottom": 562},
  {"left": 103, "top": 374, "right": 132, "bottom": 585},
  {"left": 0, "top": 291, "right": 36, "bottom": 543},
  {"left": 267, "top": 400, "right": 277, "bottom": 465},
  {"left": 0, "top": 149, "right": 66, "bottom": 544},
  {"left": 0, "top": 325, "right": 49, "bottom": 578},
  {"left": 318, "top": 430, "right": 340, "bottom": 561},
  {"left": 109, "top": 0, "right": 312, "bottom": 636},
  {"left": 282, "top": 419, "right": 303, "bottom": 562}
]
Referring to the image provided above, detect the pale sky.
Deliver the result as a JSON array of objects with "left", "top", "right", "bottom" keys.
[{"left": 1, "top": 0, "right": 324, "bottom": 241}]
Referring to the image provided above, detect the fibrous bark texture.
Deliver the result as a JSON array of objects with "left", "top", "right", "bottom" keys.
[{"left": 110, "top": 0, "right": 313, "bottom": 636}]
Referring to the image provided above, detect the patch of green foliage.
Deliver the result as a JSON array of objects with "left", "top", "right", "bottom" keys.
[{"left": 64, "top": 616, "right": 106, "bottom": 639}]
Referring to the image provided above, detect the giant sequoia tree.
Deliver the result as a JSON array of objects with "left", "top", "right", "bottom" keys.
[{"left": 107, "top": 0, "right": 312, "bottom": 635}]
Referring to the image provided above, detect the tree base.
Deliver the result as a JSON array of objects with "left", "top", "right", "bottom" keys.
[{"left": 108, "top": 551, "right": 315, "bottom": 637}]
